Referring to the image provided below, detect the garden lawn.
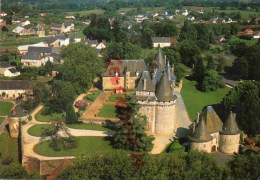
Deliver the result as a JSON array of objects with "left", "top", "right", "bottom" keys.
[
  {"left": 84, "top": 91, "right": 101, "bottom": 102},
  {"left": 98, "top": 105, "right": 117, "bottom": 118},
  {"left": 27, "top": 124, "right": 50, "bottom": 137},
  {"left": 181, "top": 77, "right": 229, "bottom": 121},
  {"left": 68, "top": 9, "right": 105, "bottom": 15},
  {"left": 108, "top": 94, "right": 127, "bottom": 102},
  {"left": 0, "top": 102, "right": 13, "bottom": 116},
  {"left": 0, "top": 131, "right": 19, "bottom": 163},
  {"left": 35, "top": 107, "right": 63, "bottom": 122},
  {"left": 34, "top": 137, "right": 130, "bottom": 157},
  {"left": 68, "top": 124, "right": 109, "bottom": 131}
]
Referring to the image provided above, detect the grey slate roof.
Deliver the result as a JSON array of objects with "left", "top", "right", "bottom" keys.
[
  {"left": 45, "top": 37, "right": 58, "bottom": 45},
  {"left": 136, "top": 71, "right": 155, "bottom": 92},
  {"left": 0, "top": 80, "right": 32, "bottom": 90},
  {"left": 221, "top": 111, "right": 240, "bottom": 135},
  {"left": 154, "top": 48, "right": 166, "bottom": 72},
  {"left": 0, "top": 62, "right": 11, "bottom": 68},
  {"left": 51, "top": 23, "right": 62, "bottom": 28},
  {"left": 28, "top": 46, "right": 52, "bottom": 53},
  {"left": 55, "top": 34, "right": 66, "bottom": 40},
  {"left": 103, "top": 59, "right": 147, "bottom": 77},
  {"left": 155, "top": 70, "right": 177, "bottom": 102},
  {"left": 8, "top": 68, "right": 19, "bottom": 73},
  {"left": 189, "top": 117, "right": 213, "bottom": 143},
  {"left": 201, "top": 106, "right": 223, "bottom": 134},
  {"left": 23, "top": 46, "right": 52, "bottom": 60}
]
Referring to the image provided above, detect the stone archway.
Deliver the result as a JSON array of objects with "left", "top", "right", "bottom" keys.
[{"left": 211, "top": 145, "right": 216, "bottom": 152}]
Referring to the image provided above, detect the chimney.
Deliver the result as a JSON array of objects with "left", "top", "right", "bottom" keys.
[
  {"left": 143, "top": 78, "right": 147, "bottom": 91},
  {"left": 192, "top": 122, "right": 196, "bottom": 133}
]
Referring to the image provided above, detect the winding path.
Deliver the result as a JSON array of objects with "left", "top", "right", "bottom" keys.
[{"left": 22, "top": 104, "right": 108, "bottom": 161}]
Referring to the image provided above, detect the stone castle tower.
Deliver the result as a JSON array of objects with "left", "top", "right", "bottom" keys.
[
  {"left": 136, "top": 48, "right": 177, "bottom": 135},
  {"left": 188, "top": 109, "right": 240, "bottom": 154},
  {"left": 219, "top": 112, "right": 240, "bottom": 154}
]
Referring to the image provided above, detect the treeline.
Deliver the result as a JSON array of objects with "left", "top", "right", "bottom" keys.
[{"left": 58, "top": 151, "right": 260, "bottom": 180}]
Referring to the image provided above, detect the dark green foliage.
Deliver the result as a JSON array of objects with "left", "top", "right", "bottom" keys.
[
  {"left": 61, "top": 42, "right": 102, "bottom": 93},
  {"left": 140, "top": 29, "right": 153, "bottom": 49},
  {"left": 111, "top": 96, "right": 154, "bottom": 152},
  {"left": 228, "top": 153, "right": 260, "bottom": 180},
  {"left": 216, "top": 56, "right": 226, "bottom": 73},
  {"left": 193, "top": 57, "right": 205, "bottom": 87},
  {"left": 49, "top": 81, "right": 76, "bottom": 113},
  {"left": 105, "top": 42, "right": 141, "bottom": 59},
  {"left": 178, "top": 40, "right": 200, "bottom": 67},
  {"left": 166, "top": 139, "right": 185, "bottom": 153},
  {"left": 59, "top": 151, "right": 231, "bottom": 179},
  {"left": 174, "top": 63, "right": 186, "bottom": 83},
  {"left": 232, "top": 57, "right": 248, "bottom": 79},
  {"left": 65, "top": 105, "right": 78, "bottom": 124},
  {"left": 206, "top": 54, "right": 215, "bottom": 70},
  {"left": 151, "top": 21, "right": 178, "bottom": 37},
  {"left": 201, "top": 70, "right": 221, "bottom": 92},
  {"left": 0, "top": 164, "right": 28, "bottom": 179},
  {"left": 42, "top": 119, "right": 77, "bottom": 151},
  {"left": 222, "top": 81, "right": 260, "bottom": 136},
  {"left": 163, "top": 46, "right": 180, "bottom": 65}
]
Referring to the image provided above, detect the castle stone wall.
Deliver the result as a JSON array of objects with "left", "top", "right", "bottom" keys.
[
  {"left": 219, "top": 134, "right": 240, "bottom": 154},
  {"left": 155, "top": 101, "right": 176, "bottom": 134},
  {"left": 190, "top": 141, "right": 212, "bottom": 153},
  {"left": 138, "top": 101, "right": 156, "bottom": 133}
]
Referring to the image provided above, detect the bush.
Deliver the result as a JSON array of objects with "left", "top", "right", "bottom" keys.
[
  {"left": 28, "top": 116, "right": 32, "bottom": 121},
  {"left": 166, "top": 139, "right": 185, "bottom": 153}
]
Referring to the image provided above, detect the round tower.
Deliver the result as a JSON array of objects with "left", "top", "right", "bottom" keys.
[
  {"left": 154, "top": 70, "right": 177, "bottom": 134},
  {"left": 188, "top": 117, "right": 213, "bottom": 153},
  {"left": 219, "top": 111, "right": 240, "bottom": 154}
]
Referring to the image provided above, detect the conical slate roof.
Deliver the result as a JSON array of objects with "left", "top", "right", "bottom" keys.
[
  {"left": 189, "top": 117, "right": 213, "bottom": 143},
  {"left": 155, "top": 70, "right": 177, "bottom": 102},
  {"left": 154, "top": 48, "right": 165, "bottom": 71},
  {"left": 221, "top": 111, "right": 240, "bottom": 135},
  {"left": 136, "top": 71, "right": 155, "bottom": 92}
]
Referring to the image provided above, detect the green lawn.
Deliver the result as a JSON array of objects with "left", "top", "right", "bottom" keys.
[
  {"left": 27, "top": 124, "right": 50, "bottom": 137},
  {"left": 34, "top": 137, "right": 130, "bottom": 157},
  {"left": 0, "top": 117, "right": 5, "bottom": 125},
  {"left": 84, "top": 91, "right": 101, "bottom": 102},
  {"left": 108, "top": 94, "right": 127, "bottom": 102},
  {"left": 35, "top": 107, "right": 63, "bottom": 122},
  {"left": 0, "top": 131, "right": 19, "bottom": 163},
  {"left": 68, "top": 123, "right": 109, "bottom": 131},
  {"left": 0, "top": 102, "right": 14, "bottom": 116},
  {"left": 181, "top": 77, "right": 229, "bottom": 121},
  {"left": 98, "top": 105, "right": 117, "bottom": 118}
]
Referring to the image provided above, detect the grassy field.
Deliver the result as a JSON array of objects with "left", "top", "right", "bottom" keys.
[
  {"left": 0, "top": 131, "right": 19, "bottom": 163},
  {"left": 0, "top": 102, "right": 14, "bottom": 116},
  {"left": 27, "top": 124, "right": 50, "bottom": 137},
  {"left": 84, "top": 91, "right": 102, "bottom": 102},
  {"left": 34, "top": 137, "right": 130, "bottom": 156},
  {"left": 35, "top": 107, "right": 63, "bottom": 122},
  {"left": 68, "top": 123, "right": 110, "bottom": 131},
  {"left": 98, "top": 105, "right": 117, "bottom": 118},
  {"left": 210, "top": 8, "right": 260, "bottom": 20},
  {"left": 181, "top": 77, "right": 229, "bottom": 121},
  {"left": 68, "top": 9, "right": 105, "bottom": 16},
  {"left": 0, "top": 36, "right": 49, "bottom": 51}
]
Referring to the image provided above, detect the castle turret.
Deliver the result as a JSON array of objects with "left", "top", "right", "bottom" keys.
[
  {"left": 219, "top": 111, "right": 240, "bottom": 154},
  {"left": 154, "top": 70, "right": 177, "bottom": 134},
  {"left": 154, "top": 48, "right": 165, "bottom": 72},
  {"left": 188, "top": 117, "right": 213, "bottom": 152}
]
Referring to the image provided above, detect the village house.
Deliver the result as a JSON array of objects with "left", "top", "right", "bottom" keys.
[
  {"left": 70, "top": 34, "right": 82, "bottom": 43},
  {"left": 36, "top": 24, "right": 45, "bottom": 37},
  {"left": 188, "top": 16, "right": 195, "bottom": 21},
  {"left": 12, "top": 26, "right": 36, "bottom": 36},
  {"left": 134, "top": 14, "right": 149, "bottom": 23},
  {"left": 0, "top": 62, "right": 20, "bottom": 77},
  {"left": 21, "top": 20, "right": 30, "bottom": 27},
  {"left": 182, "top": 9, "right": 189, "bottom": 16},
  {"left": 45, "top": 34, "right": 70, "bottom": 47},
  {"left": 253, "top": 31, "right": 260, "bottom": 39},
  {"left": 18, "top": 42, "right": 46, "bottom": 55},
  {"left": 21, "top": 46, "right": 54, "bottom": 67},
  {"left": 50, "top": 22, "right": 74, "bottom": 34},
  {"left": 152, "top": 37, "right": 174, "bottom": 48},
  {"left": 0, "top": 12, "right": 7, "bottom": 17},
  {"left": 12, "top": 19, "right": 21, "bottom": 24},
  {"left": 189, "top": 107, "right": 240, "bottom": 154},
  {"left": 0, "top": 80, "right": 33, "bottom": 100},
  {"left": 65, "top": 15, "right": 75, "bottom": 19}
]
